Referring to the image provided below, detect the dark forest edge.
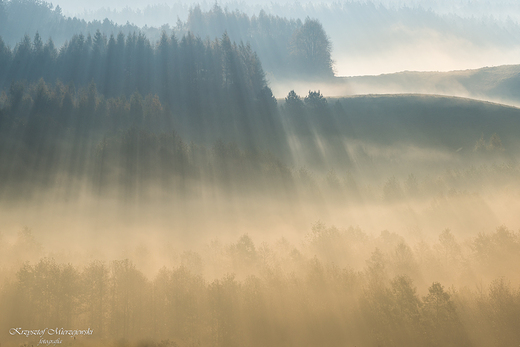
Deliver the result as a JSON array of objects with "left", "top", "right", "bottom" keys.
[{"left": 0, "top": 30, "right": 274, "bottom": 109}]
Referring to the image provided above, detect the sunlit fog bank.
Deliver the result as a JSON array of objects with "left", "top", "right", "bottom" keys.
[{"left": 1, "top": 84, "right": 519, "bottom": 269}]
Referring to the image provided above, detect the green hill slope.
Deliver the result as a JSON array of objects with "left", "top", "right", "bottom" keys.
[
  {"left": 281, "top": 93, "right": 520, "bottom": 175},
  {"left": 338, "top": 65, "right": 520, "bottom": 106}
]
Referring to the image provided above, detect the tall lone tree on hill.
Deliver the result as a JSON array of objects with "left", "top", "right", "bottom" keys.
[{"left": 290, "top": 18, "right": 334, "bottom": 78}]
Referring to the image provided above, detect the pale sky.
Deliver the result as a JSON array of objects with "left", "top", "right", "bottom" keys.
[{"left": 57, "top": 0, "right": 520, "bottom": 18}]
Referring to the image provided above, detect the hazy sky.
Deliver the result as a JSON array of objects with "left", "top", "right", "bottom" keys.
[{"left": 59, "top": 0, "right": 520, "bottom": 18}]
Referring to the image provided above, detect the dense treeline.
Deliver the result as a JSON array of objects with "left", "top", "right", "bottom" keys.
[
  {"left": 0, "top": 79, "right": 288, "bottom": 199},
  {"left": 0, "top": 25, "right": 289, "bottom": 160},
  {"left": 185, "top": 5, "right": 334, "bottom": 78},
  {"left": 0, "top": 0, "right": 334, "bottom": 78},
  {"left": 0, "top": 30, "right": 275, "bottom": 115},
  {"left": 0, "top": 80, "right": 167, "bottom": 196},
  {"left": 1, "top": 225, "right": 520, "bottom": 346}
]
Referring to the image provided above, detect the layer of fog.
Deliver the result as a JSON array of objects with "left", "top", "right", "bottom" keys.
[
  {"left": 65, "top": 0, "right": 520, "bottom": 21},
  {"left": 1, "top": 176, "right": 519, "bottom": 284},
  {"left": 2, "top": 90, "right": 519, "bottom": 273},
  {"left": 1, "top": 133, "right": 519, "bottom": 278}
]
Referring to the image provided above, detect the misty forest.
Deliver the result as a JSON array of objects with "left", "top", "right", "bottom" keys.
[{"left": 1, "top": 0, "right": 520, "bottom": 346}]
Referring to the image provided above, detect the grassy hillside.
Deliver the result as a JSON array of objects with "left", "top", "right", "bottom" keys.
[
  {"left": 281, "top": 93, "right": 520, "bottom": 177},
  {"left": 333, "top": 94, "right": 520, "bottom": 148},
  {"left": 331, "top": 65, "right": 520, "bottom": 106}
]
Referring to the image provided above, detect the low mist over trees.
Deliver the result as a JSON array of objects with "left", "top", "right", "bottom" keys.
[
  {"left": 0, "top": 0, "right": 335, "bottom": 79},
  {"left": 185, "top": 5, "right": 333, "bottom": 78},
  {"left": 0, "top": 79, "right": 283, "bottom": 198},
  {"left": 0, "top": 0, "right": 145, "bottom": 47},
  {"left": 2, "top": 225, "right": 520, "bottom": 346},
  {"left": 0, "top": 26, "right": 288, "bottom": 151},
  {"left": 289, "top": 18, "right": 333, "bottom": 77},
  {"left": 1, "top": 82, "right": 519, "bottom": 204}
]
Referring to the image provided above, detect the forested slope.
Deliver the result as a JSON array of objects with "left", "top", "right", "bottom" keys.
[{"left": 0, "top": 0, "right": 334, "bottom": 79}]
